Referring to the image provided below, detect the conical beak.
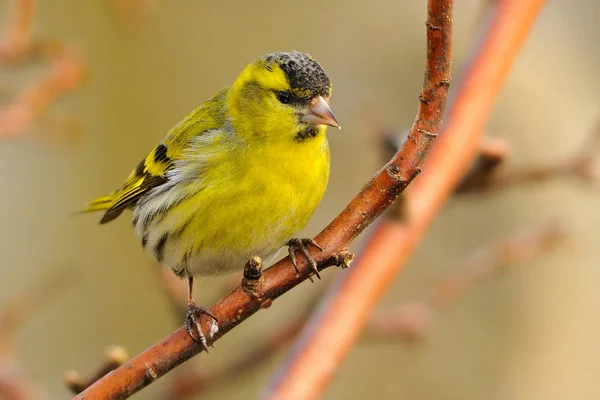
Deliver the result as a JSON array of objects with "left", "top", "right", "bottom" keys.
[{"left": 301, "top": 96, "right": 340, "bottom": 128}]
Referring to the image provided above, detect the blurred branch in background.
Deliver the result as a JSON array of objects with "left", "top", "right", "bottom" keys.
[
  {"left": 109, "top": 0, "right": 156, "bottom": 26},
  {"left": 0, "top": 268, "right": 74, "bottom": 400},
  {"left": 265, "top": 1, "right": 545, "bottom": 399},
  {"left": 74, "top": 0, "right": 453, "bottom": 398},
  {"left": 454, "top": 136, "right": 512, "bottom": 193},
  {"left": 0, "top": 54, "right": 85, "bottom": 140},
  {"left": 456, "top": 118, "right": 600, "bottom": 193},
  {"left": 0, "top": 0, "right": 85, "bottom": 142},
  {"left": 0, "top": 0, "right": 64, "bottom": 64},
  {"left": 367, "top": 222, "right": 566, "bottom": 341},
  {"left": 0, "top": 0, "right": 35, "bottom": 64}
]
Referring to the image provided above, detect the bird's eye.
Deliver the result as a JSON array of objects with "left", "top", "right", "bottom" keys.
[{"left": 276, "top": 91, "right": 292, "bottom": 104}]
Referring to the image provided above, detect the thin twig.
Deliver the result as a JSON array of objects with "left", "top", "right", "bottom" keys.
[
  {"left": 482, "top": 119, "right": 600, "bottom": 191},
  {"left": 74, "top": 1, "right": 452, "bottom": 398},
  {"left": 265, "top": 1, "right": 544, "bottom": 399},
  {"left": 65, "top": 346, "right": 129, "bottom": 394},
  {"left": 429, "top": 222, "right": 564, "bottom": 308},
  {"left": 454, "top": 136, "right": 510, "bottom": 193}
]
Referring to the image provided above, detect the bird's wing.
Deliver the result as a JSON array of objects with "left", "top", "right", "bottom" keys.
[{"left": 97, "top": 89, "right": 228, "bottom": 223}]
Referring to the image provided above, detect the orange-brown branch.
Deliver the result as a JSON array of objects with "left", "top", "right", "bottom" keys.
[
  {"left": 457, "top": 119, "right": 600, "bottom": 193},
  {"left": 0, "top": 0, "right": 36, "bottom": 63},
  {"left": 74, "top": 1, "right": 452, "bottom": 398},
  {"left": 265, "top": 1, "right": 545, "bottom": 399},
  {"left": 0, "top": 54, "right": 85, "bottom": 139}
]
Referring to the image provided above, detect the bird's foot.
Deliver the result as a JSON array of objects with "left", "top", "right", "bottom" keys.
[
  {"left": 287, "top": 238, "right": 323, "bottom": 281},
  {"left": 185, "top": 303, "right": 218, "bottom": 352}
]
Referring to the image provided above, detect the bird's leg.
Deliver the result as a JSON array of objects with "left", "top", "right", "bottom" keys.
[
  {"left": 286, "top": 238, "right": 323, "bottom": 280},
  {"left": 184, "top": 276, "right": 218, "bottom": 352}
]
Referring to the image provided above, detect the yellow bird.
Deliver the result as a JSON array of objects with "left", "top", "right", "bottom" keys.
[{"left": 84, "top": 51, "right": 339, "bottom": 349}]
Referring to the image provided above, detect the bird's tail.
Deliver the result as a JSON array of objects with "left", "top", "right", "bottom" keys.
[
  {"left": 79, "top": 192, "right": 127, "bottom": 224},
  {"left": 81, "top": 194, "right": 115, "bottom": 213}
]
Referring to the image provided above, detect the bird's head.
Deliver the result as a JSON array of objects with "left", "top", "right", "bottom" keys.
[{"left": 228, "top": 51, "right": 339, "bottom": 142}]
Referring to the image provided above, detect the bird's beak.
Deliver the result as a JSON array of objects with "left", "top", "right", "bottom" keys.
[{"left": 301, "top": 96, "right": 340, "bottom": 128}]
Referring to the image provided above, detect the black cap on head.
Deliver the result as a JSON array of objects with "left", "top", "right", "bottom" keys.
[{"left": 262, "top": 51, "right": 331, "bottom": 98}]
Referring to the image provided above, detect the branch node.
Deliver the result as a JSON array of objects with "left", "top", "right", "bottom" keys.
[
  {"left": 106, "top": 345, "right": 129, "bottom": 365},
  {"left": 65, "top": 345, "right": 129, "bottom": 394},
  {"left": 333, "top": 250, "right": 355, "bottom": 269},
  {"left": 416, "top": 128, "right": 437, "bottom": 138},
  {"left": 406, "top": 133, "right": 418, "bottom": 144},
  {"left": 242, "top": 256, "right": 263, "bottom": 297},
  {"left": 145, "top": 363, "right": 158, "bottom": 381},
  {"left": 65, "top": 371, "right": 87, "bottom": 394},
  {"left": 439, "top": 78, "right": 451, "bottom": 87},
  {"left": 426, "top": 21, "right": 441, "bottom": 30},
  {"left": 386, "top": 163, "right": 400, "bottom": 178},
  {"left": 260, "top": 298, "right": 273, "bottom": 309}
]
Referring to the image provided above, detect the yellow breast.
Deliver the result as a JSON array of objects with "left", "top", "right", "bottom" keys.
[{"left": 135, "top": 129, "right": 330, "bottom": 277}]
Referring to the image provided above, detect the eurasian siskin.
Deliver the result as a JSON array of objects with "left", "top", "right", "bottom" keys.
[{"left": 84, "top": 51, "right": 339, "bottom": 348}]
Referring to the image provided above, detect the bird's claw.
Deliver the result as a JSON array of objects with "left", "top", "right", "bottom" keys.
[
  {"left": 185, "top": 303, "right": 218, "bottom": 352},
  {"left": 287, "top": 238, "right": 323, "bottom": 281}
]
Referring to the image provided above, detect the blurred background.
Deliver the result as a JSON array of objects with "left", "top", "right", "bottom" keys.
[{"left": 1, "top": 0, "right": 599, "bottom": 399}]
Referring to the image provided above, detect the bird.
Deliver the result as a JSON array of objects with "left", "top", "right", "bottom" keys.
[{"left": 83, "top": 51, "right": 339, "bottom": 350}]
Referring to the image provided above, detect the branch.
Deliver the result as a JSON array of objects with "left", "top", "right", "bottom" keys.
[
  {"left": 163, "top": 293, "right": 320, "bottom": 400},
  {"left": 0, "top": 53, "right": 85, "bottom": 140},
  {"left": 454, "top": 136, "right": 510, "bottom": 193},
  {"left": 428, "top": 221, "right": 564, "bottom": 308},
  {"left": 166, "top": 220, "right": 563, "bottom": 399},
  {"left": 0, "top": 363, "right": 47, "bottom": 400},
  {"left": 382, "top": 135, "right": 510, "bottom": 217},
  {"left": 74, "top": 1, "right": 452, "bottom": 398},
  {"left": 0, "top": 0, "right": 35, "bottom": 64},
  {"left": 383, "top": 119, "right": 600, "bottom": 196},
  {"left": 265, "top": 1, "right": 545, "bottom": 398},
  {"left": 65, "top": 346, "right": 129, "bottom": 395},
  {"left": 456, "top": 119, "right": 600, "bottom": 193},
  {"left": 0, "top": 0, "right": 64, "bottom": 64},
  {"left": 367, "top": 222, "right": 565, "bottom": 341},
  {"left": 483, "top": 118, "right": 600, "bottom": 191}
]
